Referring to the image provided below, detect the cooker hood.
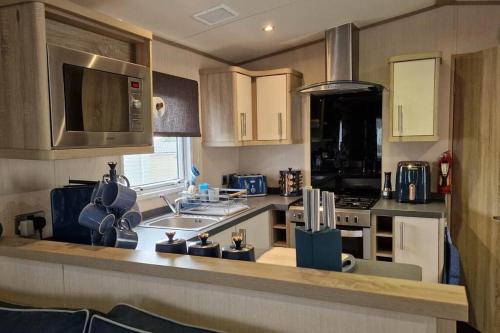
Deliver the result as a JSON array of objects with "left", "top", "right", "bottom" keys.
[{"left": 298, "top": 23, "right": 383, "bottom": 95}]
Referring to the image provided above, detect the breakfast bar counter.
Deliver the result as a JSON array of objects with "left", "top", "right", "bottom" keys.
[{"left": 0, "top": 237, "right": 467, "bottom": 333}]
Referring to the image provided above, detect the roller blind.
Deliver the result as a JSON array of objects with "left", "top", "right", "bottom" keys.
[{"left": 152, "top": 71, "right": 201, "bottom": 137}]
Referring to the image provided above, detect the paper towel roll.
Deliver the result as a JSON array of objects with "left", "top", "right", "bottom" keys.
[{"left": 152, "top": 96, "right": 166, "bottom": 118}]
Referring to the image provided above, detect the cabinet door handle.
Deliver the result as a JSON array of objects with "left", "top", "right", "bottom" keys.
[
  {"left": 398, "top": 105, "right": 403, "bottom": 135},
  {"left": 240, "top": 113, "right": 244, "bottom": 139},
  {"left": 243, "top": 113, "right": 247, "bottom": 137},
  {"left": 493, "top": 216, "right": 500, "bottom": 222},
  {"left": 278, "top": 112, "right": 282, "bottom": 139},
  {"left": 400, "top": 222, "right": 405, "bottom": 251}
]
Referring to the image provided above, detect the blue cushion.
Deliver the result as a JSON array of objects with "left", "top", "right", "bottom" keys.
[
  {"left": 106, "top": 304, "right": 219, "bottom": 333},
  {"left": 88, "top": 315, "right": 147, "bottom": 333},
  {"left": 0, "top": 306, "right": 89, "bottom": 333}
]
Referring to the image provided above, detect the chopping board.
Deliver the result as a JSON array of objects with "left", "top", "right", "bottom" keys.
[{"left": 257, "top": 247, "right": 351, "bottom": 268}]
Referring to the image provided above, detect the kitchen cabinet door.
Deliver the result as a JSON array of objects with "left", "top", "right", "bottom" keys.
[
  {"left": 393, "top": 216, "right": 439, "bottom": 283},
  {"left": 389, "top": 55, "right": 440, "bottom": 142},
  {"left": 256, "top": 75, "right": 287, "bottom": 141},
  {"left": 235, "top": 73, "right": 253, "bottom": 141},
  {"left": 235, "top": 211, "right": 272, "bottom": 257},
  {"left": 209, "top": 226, "right": 235, "bottom": 247}
]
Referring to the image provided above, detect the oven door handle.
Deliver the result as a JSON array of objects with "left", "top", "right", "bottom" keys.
[{"left": 340, "top": 230, "right": 364, "bottom": 238}]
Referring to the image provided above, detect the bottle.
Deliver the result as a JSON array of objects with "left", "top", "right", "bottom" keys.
[{"left": 382, "top": 172, "right": 392, "bottom": 199}]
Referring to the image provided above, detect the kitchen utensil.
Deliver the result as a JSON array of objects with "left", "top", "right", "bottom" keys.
[
  {"left": 382, "top": 172, "right": 392, "bottom": 199},
  {"left": 102, "top": 224, "right": 138, "bottom": 249},
  {"left": 328, "top": 192, "right": 336, "bottom": 229},
  {"left": 228, "top": 189, "right": 247, "bottom": 198},
  {"left": 78, "top": 203, "right": 116, "bottom": 234},
  {"left": 302, "top": 187, "right": 311, "bottom": 230},
  {"left": 102, "top": 182, "right": 137, "bottom": 211},
  {"left": 311, "top": 189, "right": 321, "bottom": 232},
  {"left": 229, "top": 174, "right": 267, "bottom": 196},
  {"left": 188, "top": 233, "right": 220, "bottom": 258},
  {"left": 322, "top": 191, "right": 329, "bottom": 227},
  {"left": 279, "top": 168, "right": 302, "bottom": 196},
  {"left": 395, "top": 161, "right": 431, "bottom": 203},
  {"left": 322, "top": 191, "right": 336, "bottom": 229},
  {"left": 155, "top": 231, "right": 187, "bottom": 254}
]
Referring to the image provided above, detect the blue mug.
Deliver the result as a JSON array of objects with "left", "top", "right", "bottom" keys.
[
  {"left": 119, "top": 203, "right": 142, "bottom": 229},
  {"left": 78, "top": 203, "right": 116, "bottom": 234},
  {"left": 91, "top": 180, "right": 109, "bottom": 204},
  {"left": 102, "top": 182, "right": 137, "bottom": 211},
  {"left": 103, "top": 225, "right": 138, "bottom": 249}
]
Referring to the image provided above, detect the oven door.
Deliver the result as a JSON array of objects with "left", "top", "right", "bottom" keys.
[
  {"left": 337, "top": 226, "right": 371, "bottom": 259},
  {"left": 47, "top": 44, "right": 152, "bottom": 149}
]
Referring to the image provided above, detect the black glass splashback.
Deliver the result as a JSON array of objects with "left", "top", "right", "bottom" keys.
[{"left": 310, "top": 91, "right": 382, "bottom": 196}]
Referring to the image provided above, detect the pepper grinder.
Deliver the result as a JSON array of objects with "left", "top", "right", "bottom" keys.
[{"left": 382, "top": 172, "right": 392, "bottom": 199}]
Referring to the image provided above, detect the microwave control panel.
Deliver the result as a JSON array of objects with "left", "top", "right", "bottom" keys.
[{"left": 128, "top": 77, "right": 144, "bottom": 132}]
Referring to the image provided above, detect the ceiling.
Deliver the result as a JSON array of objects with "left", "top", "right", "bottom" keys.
[{"left": 71, "top": 0, "right": 438, "bottom": 64}]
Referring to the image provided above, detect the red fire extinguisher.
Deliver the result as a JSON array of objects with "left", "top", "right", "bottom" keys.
[{"left": 438, "top": 151, "right": 452, "bottom": 194}]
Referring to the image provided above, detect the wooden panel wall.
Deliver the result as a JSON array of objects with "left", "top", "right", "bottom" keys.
[
  {"left": 45, "top": 19, "right": 134, "bottom": 62},
  {"left": 0, "top": 2, "right": 51, "bottom": 150},
  {"left": 451, "top": 47, "right": 500, "bottom": 333}
]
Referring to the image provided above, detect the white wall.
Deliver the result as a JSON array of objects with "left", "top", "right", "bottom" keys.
[{"left": 242, "top": 4, "right": 500, "bottom": 191}]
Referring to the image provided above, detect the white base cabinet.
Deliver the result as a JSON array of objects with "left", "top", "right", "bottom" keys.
[
  {"left": 209, "top": 211, "right": 272, "bottom": 258},
  {"left": 393, "top": 216, "right": 443, "bottom": 283}
]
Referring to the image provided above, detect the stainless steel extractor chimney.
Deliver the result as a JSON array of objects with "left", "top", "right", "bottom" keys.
[{"left": 298, "top": 23, "right": 383, "bottom": 95}]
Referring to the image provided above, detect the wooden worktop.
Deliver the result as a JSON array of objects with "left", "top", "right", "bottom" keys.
[
  {"left": 0, "top": 237, "right": 468, "bottom": 322},
  {"left": 257, "top": 247, "right": 423, "bottom": 281}
]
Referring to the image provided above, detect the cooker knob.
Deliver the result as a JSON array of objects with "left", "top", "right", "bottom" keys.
[
  {"left": 354, "top": 216, "right": 359, "bottom": 224},
  {"left": 132, "top": 99, "right": 142, "bottom": 109}
]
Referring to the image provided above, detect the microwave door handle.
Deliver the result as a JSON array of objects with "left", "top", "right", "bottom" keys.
[{"left": 340, "top": 230, "right": 364, "bottom": 238}]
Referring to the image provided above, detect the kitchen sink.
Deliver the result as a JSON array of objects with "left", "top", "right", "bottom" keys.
[{"left": 141, "top": 215, "right": 222, "bottom": 231}]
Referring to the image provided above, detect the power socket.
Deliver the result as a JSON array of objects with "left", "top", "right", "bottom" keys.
[{"left": 15, "top": 211, "right": 45, "bottom": 237}]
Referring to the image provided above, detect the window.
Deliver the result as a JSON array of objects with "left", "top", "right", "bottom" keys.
[{"left": 123, "top": 136, "right": 190, "bottom": 190}]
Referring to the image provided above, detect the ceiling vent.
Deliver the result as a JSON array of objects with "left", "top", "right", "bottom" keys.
[{"left": 193, "top": 4, "right": 238, "bottom": 26}]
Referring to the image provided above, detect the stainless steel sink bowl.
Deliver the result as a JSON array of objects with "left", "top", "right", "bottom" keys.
[{"left": 142, "top": 215, "right": 221, "bottom": 231}]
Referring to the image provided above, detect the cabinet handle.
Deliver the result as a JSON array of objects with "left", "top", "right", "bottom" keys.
[
  {"left": 240, "top": 113, "right": 244, "bottom": 139},
  {"left": 398, "top": 105, "right": 403, "bottom": 135},
  {"left": 243, "top": 114, "right": 247, "bottom": 137},
  {"left": 400, "top": 222, "right": 404, "bottom": 251},
  {"left": 278, "top": 112, "right": 282, "bottom": 139},
  {"left": 493, "top": 216, "right": 500, "bottom": 222}
]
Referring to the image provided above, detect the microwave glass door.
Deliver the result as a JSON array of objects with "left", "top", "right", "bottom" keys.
[{"left": 63, "top": 64, "right": 131, "bottom": 132}]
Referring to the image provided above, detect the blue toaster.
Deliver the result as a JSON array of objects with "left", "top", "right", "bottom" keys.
[{"left": 229, "top": 174, "right": 267, "bottom": 196}]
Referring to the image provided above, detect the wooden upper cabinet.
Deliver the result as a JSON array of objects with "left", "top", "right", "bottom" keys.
[
  {"left": 235, "top": 73, "right": 253, "bottom": 142},
  {"left": 200, "top": 66, "right": 303, "bottom": 147},
  {"left": 256, "top": 75, "right": 287, "bottom": 141},
  {"left": 388, "top": 53, "right": 441, "bottom": 142},
  {"left": 0, "top": 0, "right": 153, "bottom": 160}
]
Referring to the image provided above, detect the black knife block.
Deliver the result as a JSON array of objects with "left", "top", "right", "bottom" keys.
[{"left": 295, "top": 226, "right": 342, "bottom": 272}]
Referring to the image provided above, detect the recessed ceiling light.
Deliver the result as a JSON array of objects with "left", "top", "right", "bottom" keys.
[{"left": 263, "top": 25, "right": 275, "bottom": 32}]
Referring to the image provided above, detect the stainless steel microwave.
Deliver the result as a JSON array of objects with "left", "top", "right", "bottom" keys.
[{"left": 47, "top": 44, "right": 152, "bottom": 149}]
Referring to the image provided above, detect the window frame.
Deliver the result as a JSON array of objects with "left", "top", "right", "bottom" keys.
[{"left": 122, "top": 137, "right": 191, "bottom": 197}]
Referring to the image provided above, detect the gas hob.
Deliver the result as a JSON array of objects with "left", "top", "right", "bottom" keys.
[{"left": 288, "top": 195, "right": 378, "bottom": 228}]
